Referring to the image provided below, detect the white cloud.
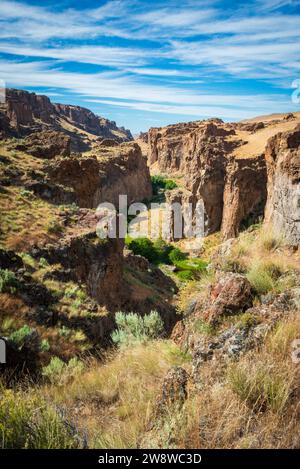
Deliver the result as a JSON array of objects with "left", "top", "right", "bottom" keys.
[
  {"left": 0, "top": 0, "right": 299, "bottom": 125},
  {"left": 0, "top": 44, "right": 151, "bottom": 67},
  {"left": 0, "top": 58, "right": 295, "bottom": 121}
]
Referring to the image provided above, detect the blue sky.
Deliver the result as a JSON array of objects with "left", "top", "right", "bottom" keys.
[{"left": 0, "top": 0, "right": 300, "bottom": 133}]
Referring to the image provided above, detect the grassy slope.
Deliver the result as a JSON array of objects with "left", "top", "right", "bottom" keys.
[{"left": 1, "top": 225, "right": 299, "bottom": 448}]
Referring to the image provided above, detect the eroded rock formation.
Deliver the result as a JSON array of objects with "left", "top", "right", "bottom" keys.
[
  {"left": 147, "top": 116, "right": 299, "bottom": 240},
  {"left": 221, "top": 155, "right": 267, "bottom": 239},
  {"left": 47, "top": 142, "right": 152, "bottom": 207},
  {"left": 264, "top": 126, "right": 300, "bottom": 245},
  {"left": 149, "top": 120, "right": 235, "bottom": 234},
  {"left": 0, "top": 88, "right": 133, "bottom": 145},
  {"left": 15, "top": 130, "right": 71, "bottom": 158}
]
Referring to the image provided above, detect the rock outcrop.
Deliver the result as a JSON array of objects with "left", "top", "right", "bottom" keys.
[
  {"left": 221, "top": 155, "right": 267, "bottom": 239},
  {"left": 197, "top": 273, "right": 253, "bottom": 325},
  {"left": 15, "top": 130, "right": 71, "bottom": 158},
  {"left": 54, "top": 103, "right": 132, "bottom": 141},
  {"left": 264, "top": 126, "right": 300, "bottom": 245},
  {"left": 147, "top": 117, "right": 297, "bottom": 239},
  {"left": 34, "top": 233, "right": 126, "bottom": 310},
  {"left": 157, "top": 366, "right": 189, "bottom": 412},
  {"left": 0, "top": 88, "right": 132, "bottom": 145},
  {"left": 149, "top": 120, "right": 235, "bottom": 234},
  {"left": 47, "top": 142, "right": 152, "bottom": 208}
]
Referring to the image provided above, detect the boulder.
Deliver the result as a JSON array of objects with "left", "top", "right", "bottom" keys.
[
  {"left": 200, "top": 273, "right": 253, "bottom": 324},
  {"left": 157, "top": 366, "right": 189, "bottom": 412}
]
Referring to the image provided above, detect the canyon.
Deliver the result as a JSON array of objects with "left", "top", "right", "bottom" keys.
[
  {"left": 144, "top": 113, "right": 300, "bottom": 243},
  {"left": 1, "top": 89, "right": 300, "bottom": 449}
]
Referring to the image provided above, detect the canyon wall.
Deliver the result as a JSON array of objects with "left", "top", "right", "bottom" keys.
[
  {"left": 264, "top": 126, "right": 300, "bottom": 245},
  {"left": 0, "top": 88, "right": 133, "bottom": 143},
  {"left": 47, "top": 142, "right": 152, "bottom": 208},
  {"left": 147, "top": 116, "right": 300, "bottom": 243},
  {"left": 221, "top": 155, "right": 267, "bottom": 239},
  {"left": 148, "top": 119, "right": 267, "bottom": 238}
]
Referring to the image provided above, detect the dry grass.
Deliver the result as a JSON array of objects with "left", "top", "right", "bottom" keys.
[
  {"left": 40, "top": 340, "right": 190, "bottom": 448},
  {"left": 219, "top": 226, "right": 299, "bottom": 295},
  {"left": 144, "top": 314, "right": 300, "bottom": 449}
]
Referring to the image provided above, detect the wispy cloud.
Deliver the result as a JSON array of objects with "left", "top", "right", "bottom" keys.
[{"left": 0, "top": 0, "right": 299, "bottom": 130}]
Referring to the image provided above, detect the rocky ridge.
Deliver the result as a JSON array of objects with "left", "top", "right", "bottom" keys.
[{"left": 0, "top": 88, "right": 133, "bottom": 150}]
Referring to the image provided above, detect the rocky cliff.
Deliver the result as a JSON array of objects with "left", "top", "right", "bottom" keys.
[
  {"left": 0, "top": 88, "right": 133, "bottom": 147},
  {"left": 264, "top": 125, "right": 300, "bottom": 245},
  {"left": 147, "top": 115, "right": 300, "bottom": 240},
  {"left": 45, "top": 142, "right": 152, "bottom": 208},
  {"left": 221, "top": 155, "right": 267, "bottom": 239}
]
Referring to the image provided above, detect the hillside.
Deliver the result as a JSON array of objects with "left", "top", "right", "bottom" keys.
[{"left": 0, "top": 89, "right": 133, "bottom": 152}]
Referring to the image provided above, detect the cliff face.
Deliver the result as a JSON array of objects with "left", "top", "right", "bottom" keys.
[
  {"left": 221, "top": 155, "right": 267, "bottom": 239},
  {"left": 0, "top": 88, "right": 133, "bottom": 145},
  {"left": 147, "top": 116, "right": 300, "bottom": 241},
  {"left": 264, "top": 126, "right": 300, "bottom": 245},
  {"left": 54, "top": 103, "right": 132, "bottom": 141},
  {"left": 47, "top": 142, "right": 152, "bottom": 208},
  {"left": 148, "top": 119, "right": 266, "bottom": 237}
]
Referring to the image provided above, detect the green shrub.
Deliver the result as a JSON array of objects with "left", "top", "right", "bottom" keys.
[
  {"left": 0, "top": 269, "right": 19, "bottom": 293},
  {"left": 246, "top": 260, "right": 284, "bottom": 294},
  {"left": 39, "top": 257, "right": 49, "bottom": 268},
  {"left": 9, "top": 325, "right": 35, "bottom": 348},
  {"left": 40, "top": 339, "right": 50, "bottom": 352},
  {"left": 176, "top": 270, "right": 194, "bottom": 281},
  {"left": 168, "top": 247, "right": 187, "bottom": 263},
  {"left": 126, "top": 237, "right": 156, "bottom": 262},
  {"left": 174, "top": 258, "right": 207, "bottom": 281},
  {"left": 0, "top": 388, "right": 79, "bottom": 448},
  {"left": 126, "top": 236, "right": 187, "bottom": 266},
  {"left": 151, "top": 175, "right": 177, "bottom": 196},
  {"left": 152, "top": 238, "right": 174, "bottom": 264},
  {"left": 111, "top": 311, "right": 164, "bottom": 347},
  {"left": 42, "top": 356, "right": 84, "bottom": 385}
]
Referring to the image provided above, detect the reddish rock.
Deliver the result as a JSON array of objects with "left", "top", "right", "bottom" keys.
[
  {"left": 201, "top": 273, "right": 253, "bottom": 324},
  {"left": 170, "top": 320, "right": 186, "bottom": 347},
  {"left": 48, "top": 142, "right": 152, "bottom": 208},
  {"left": 221, "top": 155, "right": 267, "bottom": 239}
]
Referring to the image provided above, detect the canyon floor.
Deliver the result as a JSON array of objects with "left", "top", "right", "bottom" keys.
[{"left": 0, "top": 90, "right": 300, "bottom": 449}]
